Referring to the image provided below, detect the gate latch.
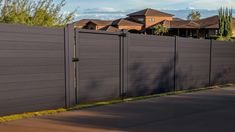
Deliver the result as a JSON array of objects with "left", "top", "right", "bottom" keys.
[{"left": 72, "top": 57, "right": 79, "bottom": 62}]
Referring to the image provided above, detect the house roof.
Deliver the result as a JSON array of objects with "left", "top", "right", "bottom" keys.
[
  {"left": 150, "top": 20, "right": 200, "bottom": 29},
  {"left": 74, "top": 19, "right": 90, "bottom": 27},
  {"left": 112, "top": 18, "right": 143, "bottom": 26},
  {"left": 170, "top": 21, "right": 201, "bottom": 29},
  {"left": 127, "top": 8, "right": 174, "bottom": 17},
  {"left": 74, "top": 19, "right": 112, "bottom": 27},
  {"left": 197, "top": 15, "right": 219, "bottom": 29},
  {"left": 100, "top": 25, "right": 120, "bottom": 32},
  {"left": 89, "top": 20, "right": 113, "bottom": 26},
  {"left": 172, "top": 17, "right": 185, "bottom": 21}
]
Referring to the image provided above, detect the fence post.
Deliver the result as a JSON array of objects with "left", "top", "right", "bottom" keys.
[
  {"left": 174, "top": 36, "right": 178, "bottom": 91},
  {"left": 119, "top": 30, "right": 129, "bottom": 98},
  {"left": 209, "top": 39, "right": 213, "bottom": 87},
  {"left": 65, "top": 24, "right": 76, "bottom": 107}
]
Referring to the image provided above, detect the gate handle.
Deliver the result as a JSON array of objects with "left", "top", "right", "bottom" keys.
[{"left": 72, "top": 58, "right": 79, "bottom": 62}]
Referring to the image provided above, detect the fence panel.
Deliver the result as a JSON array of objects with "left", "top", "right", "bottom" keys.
[
  {"left": 0, "top": 24, "right": 65, "bottom": 116},
  {"left": 211, "top": 41, "right": 235, "bottom": 85},
  {"left": 176, "top": 38, "right": 210, "bottom": 90},
  {"left": 76, "top": 30, "right": 121, "bottom": 102},
  {"left": 127, "top": 34, "right": 175, "bottom": 97}
]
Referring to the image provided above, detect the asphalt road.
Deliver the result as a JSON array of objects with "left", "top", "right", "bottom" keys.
[{"left": 1, "top": 87, "right": 235, "bottom": 132}]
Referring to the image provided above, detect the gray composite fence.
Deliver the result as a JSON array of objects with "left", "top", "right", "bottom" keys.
[
  {"left": 176, "top": 38, "right": 211, "bottom": 90},
  {"left": 211, "top": 41, "right": 235, "bottom": 85},
  {"left": 0, "top": 24, "right": 65, "bottom": 116},
  {"left": 0, "top": 24, "right": 235, "bottom": 116},
  {"left": 127, "top": 34, "right": 175, "bottom": 96}
]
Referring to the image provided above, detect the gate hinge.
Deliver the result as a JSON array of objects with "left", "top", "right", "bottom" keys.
[{"left": 72, "top": 57, "right": 79, "bottom": 62}]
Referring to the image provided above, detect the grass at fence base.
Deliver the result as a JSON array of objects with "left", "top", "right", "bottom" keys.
[
  {"left": 0, "top": 83, "right": 234, "bottom": 123},
  {"left": 0, "top": 108, "right": 67, "bottom": 123}
]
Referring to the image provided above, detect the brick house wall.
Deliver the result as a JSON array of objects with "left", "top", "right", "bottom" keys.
[{"left": 145, "top": 16, "right": 173, "bottom": 28}]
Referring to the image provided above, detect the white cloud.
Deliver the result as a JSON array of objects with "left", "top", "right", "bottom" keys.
[
  {"left": 189, "top": 0, "right": 235, "bottom": 9},
  {"left": 81, "top": 8, "right": 127, "bottom": 14},
  {"left": 75, "top": 8, "right": 127, "bottom": 20},
  {"left": 94, "top": 7, "right": 120, "bottom": 12}
]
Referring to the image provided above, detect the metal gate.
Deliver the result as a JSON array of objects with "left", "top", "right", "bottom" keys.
[{"left": 74, "top": 29, "right": 123, "bottom": 103}]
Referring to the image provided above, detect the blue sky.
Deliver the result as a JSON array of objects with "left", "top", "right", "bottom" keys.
[{"left": 59, "top": 0, "right": 235, "bottom": 20}]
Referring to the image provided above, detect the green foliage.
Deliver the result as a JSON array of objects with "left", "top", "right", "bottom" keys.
[
  {"left": 154, "top": 24, "right": 168, "bottom": 35},
  {"left": 218, "top": 7, "right": 233, "bottom": 38},
  {"left": 0, "top": 0, "right": 76, "bottom": 27},
  {"left": 187, "top": 10, "right": 201, "bottom": 21},
  {"left": 216, "top": 36, "right": 232, "bottom": 41},
  {"left": 0, "top": 108, "right": 66, "bottom": 123}
]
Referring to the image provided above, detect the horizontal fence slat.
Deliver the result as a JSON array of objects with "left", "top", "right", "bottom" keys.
[{"left": 0, "top": 23, "right": 63, "bottom": 35}]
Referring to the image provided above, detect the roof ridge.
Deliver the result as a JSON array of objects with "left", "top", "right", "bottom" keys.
[
  {"left": 127, "top": 8, "right": 174, "bottom": 16},
  {"left": 117, "top": 18, "right": 123, "bottom": 25},
  {"left": 188, "top": 21, "right": 200, "bottom": 24},
  {"left": 199, "top": 15, "right": 218, "bottom": 21},
  {"left": 145, "top": 8, "right": 150, "bottom": 16}
]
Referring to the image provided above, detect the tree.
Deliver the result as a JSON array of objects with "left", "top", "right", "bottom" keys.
[
  {"left": 0, "top": 0, "right": 76, "bottom": 27},
  {"left": 218, "top": 7, "right": 233, "bottom": 39},
  {"left": 218, "top": 8, "right": 225, "bottom": 37},
  {"left": 154, "top": 24, "right": 168, "bottom": 36},
  {"left": 187, "top": 10, "right": 201, "bottom": 21}
]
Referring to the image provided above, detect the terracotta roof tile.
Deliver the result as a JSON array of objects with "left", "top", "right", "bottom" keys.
[
  {"left": 100, "top": 26, "right": 120, "bottom": 32},
  {"left": 127, "top": 8, "right": 174, "bottom": 17},
  {"left": 173, "top": 17, "right": 185, "bottom": 21},
  {"left": 170, "top": 21, "right": 201, "bottom": 29},
  {"left": 197, "top": 15, "right": 219, "bottom": 29},
  {"left": 74, "top": 19, "right": 90, "bottom": 27},
  {"left": 89, "top": 20, "right": 113, "bottom": 26},
  {"left": 74, "top": 19, "right": 112, "bottom": 27},
  {"left": 112, "top": 18, "right": 143, "bottom": 26}
]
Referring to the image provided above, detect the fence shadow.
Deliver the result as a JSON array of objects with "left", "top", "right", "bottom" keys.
[
  {"left": 175, "top": 66, "right": 201, "bottom": 90},
  {"left": 128, "top": 57, "right": 177, "bottom": 97},
  {"left": 211, "top": 67, "right": 231, "bottom": 85},
  {"left": 78, "top": 78, "right": 119, "bottom": 103}
]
